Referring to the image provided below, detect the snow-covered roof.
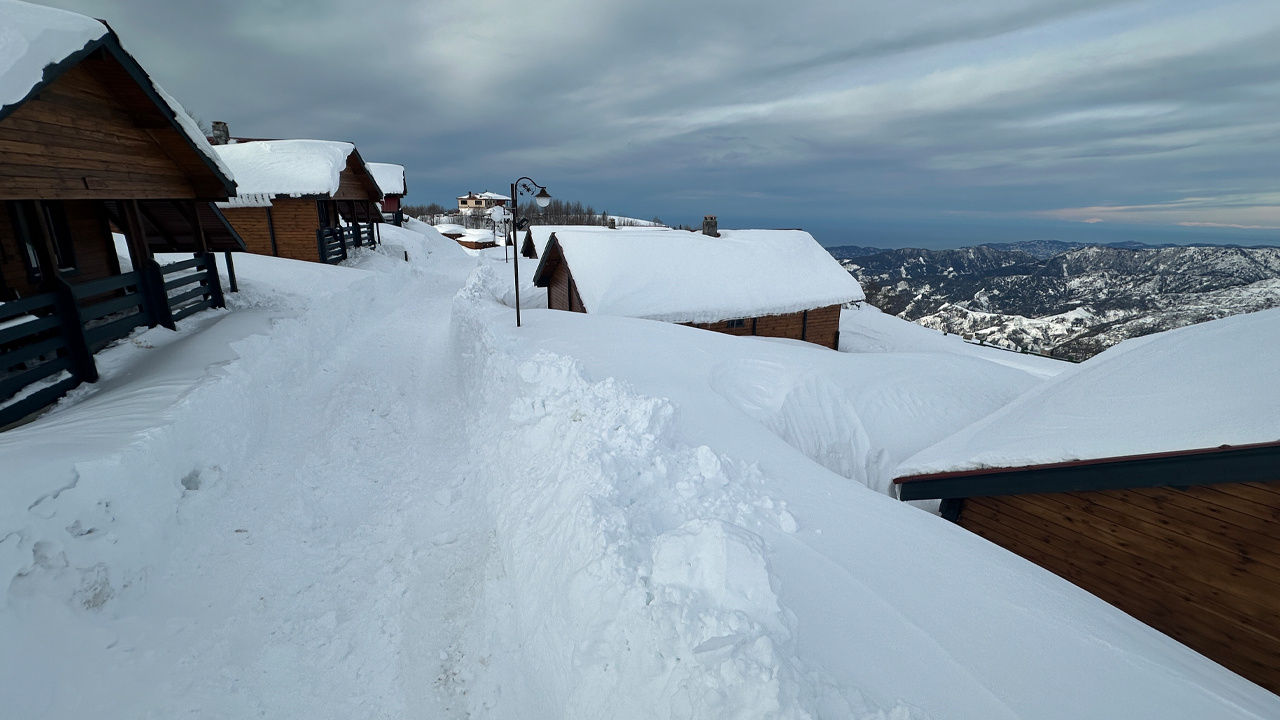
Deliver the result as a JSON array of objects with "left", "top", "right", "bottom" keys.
[
  {"left": 212, "top": 140, "right": 356, "bottom": 199},
  {"left": 367, "top": 162, "right": 405, "bottom": 196},
  {"left": 895, "top": 307, "right": 1280, "bottom": 477},
  {"left": 539, "top": 228, "right": 865, "bottom": 324},
  {"left": 524, "top": 224, "right": 674, "bottom": 258},
  {"left": 0, "top": 0, "right": 234, "bottom": 182},
  {"left": 458, "top": 191, "right": 510, "bottom": 201}
]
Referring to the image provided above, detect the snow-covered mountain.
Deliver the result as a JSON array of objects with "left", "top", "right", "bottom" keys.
[{"left": 831, "top": 243, "right": 1280, "bottom": 360}]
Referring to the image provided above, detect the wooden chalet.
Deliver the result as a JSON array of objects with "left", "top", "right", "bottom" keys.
[
  {"left": 367, "top": 162, "right": 406, "bottom": 225},
  {"left": 210, "top": 137, "right": 383, "bottom": 264},
  {"left": 1, "top": 1, "right": 244, "bottom": 428},
  {"left": 894, "top": 308, "right": 1280, "bottom": 695},
  {"left": 531, "top": 222, "right": 863, "bottom": 349}
]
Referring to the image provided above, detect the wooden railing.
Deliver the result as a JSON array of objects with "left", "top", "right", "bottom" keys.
[
  {"left": 0, "top": 253, "right": 226, "bottom": 428},
  {"left": 318, "top": 223, "right": 377, "bottom": 264}
]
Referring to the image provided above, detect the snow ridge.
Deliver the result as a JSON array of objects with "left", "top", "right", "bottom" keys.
[{"left": 451, "top": 267, "right": 906, "bottom": 719}]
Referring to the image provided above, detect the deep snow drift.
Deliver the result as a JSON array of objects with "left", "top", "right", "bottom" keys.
[
  {"left": 449, "top": 263, "right": 1280, "bottom": 720},
  {"left": 2, "top": 224, "right": 1277, "bottom": 719},
  {"left": 897, "top": 306, "right": 1280, "bottom": 476}
]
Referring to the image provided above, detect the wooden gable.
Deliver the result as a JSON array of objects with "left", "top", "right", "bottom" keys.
[
  {"left": 333, "top": 148, "right": 383, "bottom": 201},
  {"left": 0, "top": 41, "right": 234, "bottom": 201}
]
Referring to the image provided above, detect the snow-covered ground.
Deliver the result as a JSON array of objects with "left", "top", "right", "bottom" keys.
[{"left": 3, "top": 223, "right": 1277, "bottom": 719}]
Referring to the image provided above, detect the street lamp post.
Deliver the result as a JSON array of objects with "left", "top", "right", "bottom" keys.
[{"left": 509, "top": 177, "right": 551, "bottom": 327}]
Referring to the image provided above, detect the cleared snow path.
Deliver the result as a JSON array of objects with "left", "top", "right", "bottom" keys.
[{"left": 2, "top": 231, "right": 485, "bottom": 719}]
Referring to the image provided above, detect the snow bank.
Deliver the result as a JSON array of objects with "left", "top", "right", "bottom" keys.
[
  {"left": 212, "top": 140, "right": 356, "bottom": 198},
  {"left": 897, "top": 306, "right": 1280, "bottom": 476},
  {"left": 450, "top": 272, "right": 1280, "bottom": 720},
  {"left": 544, "top": 228, "right": 864, "bottom": 323},
  {"left": 366, "top": 162, "right": 405, "bottom": 196}
]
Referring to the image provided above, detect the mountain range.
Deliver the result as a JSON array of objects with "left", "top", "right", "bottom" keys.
[{"left": 829, "top": 240, "right": 1280, "bottom": 361}]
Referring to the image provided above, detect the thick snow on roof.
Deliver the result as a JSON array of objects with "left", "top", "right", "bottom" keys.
[
  {"left": 367, "top": 162, "right": 405, "bottom": 196},
  {"left": 547, "top": 228, "right": 864, "bottom": 323},
  {"left": 525, "top": 224, "right": 673, "bottom": 258},
  {"left": 212, "top": 140, "right": 355, "bottom": 198},
  {"left": 0, "top": 0, "right": 232, "bottom": 182},
  {"left": 896, "top": 307, "right": 1280, "bottom": 477},
  {"left": 0, "top": 0, "right": 105, "bottom": 109}
]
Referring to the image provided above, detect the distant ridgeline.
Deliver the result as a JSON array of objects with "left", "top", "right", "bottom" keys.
[{"left": 829, "top": 240, "right": 1280, "bottom": 361}]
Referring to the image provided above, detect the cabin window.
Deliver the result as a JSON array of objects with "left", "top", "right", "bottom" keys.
[
  {"left": 726, "top": 318, "right": 746, "bottom": 328},
  {"left": 7, "top": 200, "right": 77, "bottom": 282}
]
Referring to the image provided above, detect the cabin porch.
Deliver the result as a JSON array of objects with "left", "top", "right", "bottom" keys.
[{"left": 1, "top": 198, "right": 234, "bottom": 428}]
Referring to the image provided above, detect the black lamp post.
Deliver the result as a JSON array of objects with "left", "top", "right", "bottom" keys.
[{"left": 510, "top": 177, "right": 551, "bottom": 327}]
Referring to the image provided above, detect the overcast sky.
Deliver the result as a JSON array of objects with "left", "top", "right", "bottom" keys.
[{"left": 37, "top": 0, "right": 1280, "bottom": 247}]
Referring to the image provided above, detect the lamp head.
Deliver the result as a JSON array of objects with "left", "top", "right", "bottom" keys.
[{"left": 534, "top": 187, "right": 552, "bottom": 209}]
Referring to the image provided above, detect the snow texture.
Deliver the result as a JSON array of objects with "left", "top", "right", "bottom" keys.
[
  {"left": 212, "top": 139, "right": 356, "bottom": 198},
  {"left": 897, "top": 306, "right": 1280, "bottom": 476},
  {"left": 0, "top": 0, "right": 232, "bottom": 181},
  {"left": 367, "top": 162, "right": 405, "bottom": 196},
  {"left": 524, "top": 224, "right": 674, "bottom": 258},
  {"left": 544, "top": 228, "right": 865, "bottom": 324},
  {"left": 451, "top": 265, "right": 1280, "bottom": 720}
]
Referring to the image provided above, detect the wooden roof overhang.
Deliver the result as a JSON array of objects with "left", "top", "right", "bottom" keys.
[
  {"left": 895, "top": 440, "right": 1280, "bottom": 504},
  {"left": 102, "top": 199, "right": 246, "bottom": 252},
  {"left": 0, "top": 26, "right": 237, "bottom": 201},
  {"left": 531, "top": 233, "right": 564, "bottom": 286},
  {"left": 337, "top": 148, "right": 385, "bottom": 202},
  {"left": 521, "top": 229, "right": 538, "bottom": 258}
]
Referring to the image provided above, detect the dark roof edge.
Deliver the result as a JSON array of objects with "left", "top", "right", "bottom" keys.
[
  {"left": 895, "top": 439, "right": 1280, "bottom": 501},
  {"left": 531, "top": 232, "right": 560, "bottom": 286}
]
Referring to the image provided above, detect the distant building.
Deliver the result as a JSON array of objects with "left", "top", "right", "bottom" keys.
[
  {"left": 457, "top": 191, "right": 509, "bottom": 215},
  {"left": 211, "top": 137, "right": 384, "bottom": 264},
  {"left": 531, "top": 224, "right": 863, "bottom": 349},
  {"left": 1, "top": 1, "right": 242, "bottom": 427}
]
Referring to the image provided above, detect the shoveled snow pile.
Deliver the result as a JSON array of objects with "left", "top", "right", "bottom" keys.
[
  {"left": 450, "top": 266, "right": 1280, "bottom": 720},
  {"left": 0, "top": 0, "right": 232, "bottom": 181},
  {"left": 542, "top": 229, "right": 864, "bottom": 323},
  {"left": 367, "top": 162, "right": 405, "bottom": 196},
  {"left": 212, "top": 139, "right": 356, "bottom": 198},
  {"left": 896, "top": 306, "right": 1280, "bottom": 477}
]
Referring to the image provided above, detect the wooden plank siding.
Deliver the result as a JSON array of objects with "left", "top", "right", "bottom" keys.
[
  {"left": 220, "top": 198, "right": 321, "bottom": 263},
  {"left": 956, "top": 484, "right": 1280, "bottom": 694},
  {"left": 218, "top": 207, "right": 274, "bottom": 256},
  {"left": 0, "top": 65, "right": 198, "bottom": 201},
  {"left": 0, "top": 200, "right": 120, "bottom": 300}
]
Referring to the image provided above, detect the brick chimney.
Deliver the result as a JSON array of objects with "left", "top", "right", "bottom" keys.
[
  {"left": 210, "top": 121, "right": 230, "bottom": 145},
  {"left": 702, "top": 215, "right": 719, "bottom": 237}
]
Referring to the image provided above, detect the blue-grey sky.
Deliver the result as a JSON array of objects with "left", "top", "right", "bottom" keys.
[{"left": 37, "top": 0, "right": 1280, "bottom": 248}]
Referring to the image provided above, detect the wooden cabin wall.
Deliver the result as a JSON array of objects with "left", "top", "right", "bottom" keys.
[
  {"left": 0, "top": 65, "right": 197, "bottom": 201},
  {"left": 956, "top": 483, "right": 1280, "bottom": 694},
  {"left": 546, "top": 264, "right": 584, "bottom": 312},
  {"left": 0, "top": 201, "right": 119, "bottom": 300},
  {"left": 219, "top": 207, "right": 274, "bottom": 256},
  {"left": 268, "top": 199, "right": 322, "bottom": 262},
  {"left": 691, "top": 305, "right": 842, "bottom": 349},
  {"left": 334, "top": 167, "right": 371, "bottom": 201}
]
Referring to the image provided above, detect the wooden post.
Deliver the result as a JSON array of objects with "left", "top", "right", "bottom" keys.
[
  {"left": 30, "top": 202, "right": 98, "bottom": 383},
  {"left": 123, "top": 200, "right": 174, "bottom": 330},
  {"left": 205, "top": 253, "right": 227, "bottom": 308},
  {"left": 223, "top": 251, "right": 238, "bottom": 294}
]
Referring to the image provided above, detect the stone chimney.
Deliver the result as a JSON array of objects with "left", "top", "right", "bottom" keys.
[
  {"left": 702, "top": 215, "right": 719, "bottom": 237},
  {"left": 210, "top": 121, "right": 230, "bottom": 145}
]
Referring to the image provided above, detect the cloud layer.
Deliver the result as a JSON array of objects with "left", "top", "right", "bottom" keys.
[{"left": 41, "top": 0, "right": 1280, "bottom": 246}]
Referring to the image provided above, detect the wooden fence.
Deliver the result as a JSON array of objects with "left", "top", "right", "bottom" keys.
[{"left": 0, "top": 253, "right": 225, "bottom": 428}]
